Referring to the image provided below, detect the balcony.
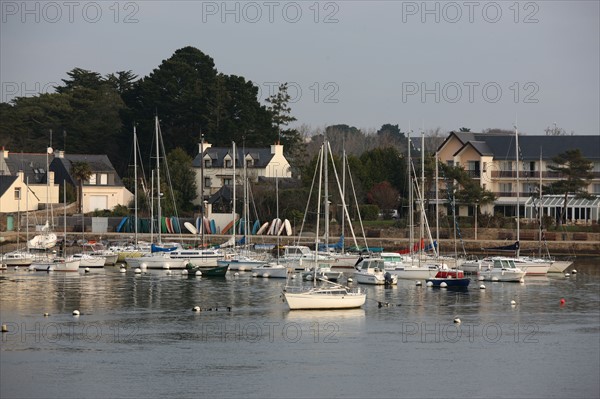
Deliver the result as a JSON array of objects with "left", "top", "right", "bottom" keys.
[
  {"left": 491, "top": 171, "right": 564, "bottom": 179},
  {"left": 465, "top": 169, "right": 481, "bottom": 178}
]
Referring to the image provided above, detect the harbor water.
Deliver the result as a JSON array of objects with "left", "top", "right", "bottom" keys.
[{"left": 1, "top": 258, "right": 599, "bottom": 398}]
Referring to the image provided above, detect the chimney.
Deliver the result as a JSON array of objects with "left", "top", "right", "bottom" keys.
[
  {"left": 270, "top": 143, "right": 283, "bottom": 155},
  {"left": 2, "top": 147, "right": 8, "bottom": 159}
]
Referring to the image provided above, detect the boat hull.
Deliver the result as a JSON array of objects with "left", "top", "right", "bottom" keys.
[
  {"left": 548, "top": 260, "right": 573, "bottom": 273},
  {"left": 284, "top": 290, "right": 366, "bottom": 310},
  {"left": 479, "top": 270, "right": 526, "bottom": 282}
]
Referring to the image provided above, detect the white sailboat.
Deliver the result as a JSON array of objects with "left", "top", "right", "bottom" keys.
[
  {"left": 354, "top": 258, "right": 397, "bottom": 285},
  {"left": 282, "top": 140, "right": 366, "bottom": 310},
  {"left": 252, "top": 174, "right": 287, "bottom": 278},
  {"left": 30, "top": 181, "right": 79, "bottom": 272}
]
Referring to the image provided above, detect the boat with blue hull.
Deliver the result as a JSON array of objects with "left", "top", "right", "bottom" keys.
[{"left": 426, "top": 270, "right": 470, "bottom": 288}]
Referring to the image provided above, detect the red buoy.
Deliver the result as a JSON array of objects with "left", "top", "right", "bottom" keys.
[{"left": 560, "top": 298, "right": 566, "bottom": 305}]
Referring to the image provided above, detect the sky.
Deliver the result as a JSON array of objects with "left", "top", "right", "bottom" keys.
[{"left": 1, "top": 0, "right": 599, "bottom": 137}]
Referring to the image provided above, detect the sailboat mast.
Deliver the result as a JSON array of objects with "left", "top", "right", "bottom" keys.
[
  {"left": 515, "top": 125, "right": 520, "bottom": 257},
  {"left": 134, "top": 125, "right": 138, "bottom": 246},
  {"left": 539, "top": 147, "right": 543, "bottom": 257},
  {"left": 435, "top": 152, "right": 439, "bottom": 258},
  {"left": 407, "top": 130, "right": 414, "bottom": 258},
  {"left": 324, "top": 140, "right": 329, "bottom": 247},
  {"left": 232, "top": 141, "right": 236, "bottom": 244},
  {"left": 155, "top": 116, "right": 161, "bottom": 244},
  {"left": 420, "top": 129, "right": 425, "bottom": 257}
]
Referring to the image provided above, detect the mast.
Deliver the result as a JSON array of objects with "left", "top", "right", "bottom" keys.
[
  {"left": 420, "top": 129, "right": 425, "bottom": 259},
  {"left": 232, "top": 141, "right": 236, "bottom": 245},
  {"left": 200, "top": 134, "right": 205, "bottom": 246},
  {"left": 63, "top": 179, "right": 67, "bottom": 257},
  {"left": 435, "top": 152, "right": 439, "bottom": 258},
  {"left": 155, "top": 116, "right": 161, "bottom": 244},
  {"left": 324, "top": 138, "right": 330, "bottom": 250},
  {"left": 515, "top": 125, "right": 520, "bottom": 257},
  {"left": 314, "top": 143, "right": 324, "bottom": 287},
  {"left": 134, "top": 125, "right": 138, "bottom": 246},
  {"left": 539, "top": 147, "right": 543, "bottom": 257},
  {"left": 407, "top": 130, "right": 414, "bottom": 260}
]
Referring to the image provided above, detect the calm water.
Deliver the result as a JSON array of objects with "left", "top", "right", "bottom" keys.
[{"left": 1, "top": 258, "right": 599, "bottom": 399}]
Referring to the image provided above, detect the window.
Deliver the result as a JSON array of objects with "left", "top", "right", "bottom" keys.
[
  {"left": 204, "top": 177, "right": 211, "bottom": 188},
  {"left": 14, "top": 187, "right": 21, "bottom": 200},
  {"left": 500, "top": 161, "right": 513, "bottom": 171},
  {"left": 523, "top": 183, "right": 537, "bottom": 193},
  {"left": 204, "top": 159, "right": 211, "bottom": 168},
  {"left": 225, "top": 159, "right": 232, "bottom": 168},
  {"left": 499, "top": 183, "right": 512, "bottom": 193},
  {"left": 246, "top": 159, "right": 253, "bottom": 167},
  {"left": 223, "top": 178, "right": 232, "bottom": 186},
  {"left": 88, "top": 174, "right": 97, "bottom": 185},
  {"left": 593, "top": 184, "right": 600, "bottom": 194},
  {"left": 100, "top": 174, "right": 108, "bottom": 185},
  {"left": 446, "top": 160, "right": 454, "bottom": 167}
]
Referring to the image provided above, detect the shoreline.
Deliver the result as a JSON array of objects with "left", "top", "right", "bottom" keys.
[{"left": 2, "top": 231, "right": 598, "bottom": 257}]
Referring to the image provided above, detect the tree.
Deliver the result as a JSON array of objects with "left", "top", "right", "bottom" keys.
[
  {"left": 544, "top": 124, "right": 568, "bottom": 136},
  {"left": 459, "top": 127, "right": 471, "bottom": 132},
  {"left": 266, "top": 83, "right": 301, "bottom": 149},
  {"left": 367, "top": 181, "right": 399, "bottom": 213},
  {"left": 70, "top": 161, "right": 93, "bottom": 213},
  {"left": 440, "top": 163, "right": 496, "bottom": 214},
  {"left": 162, "top": 148, "right": 198, "bottom": 215},
  {"left": 544, "top": 149, "right": 594, "bottom": 225}
]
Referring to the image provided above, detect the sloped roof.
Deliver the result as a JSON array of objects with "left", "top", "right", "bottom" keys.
[
  {"left": 441, "top": 132, "right": 600, "bottom": 161},
  {"left": 3, "top": 153, "right": 50, "bottom": 184},
  {"left": 0, "top": 175, "right": 18, "bottom": 196},
  {"left": 192, "top": 147, "right": 276, "bottom": 168},
  {"left": 454, "top": 140, "right": 493, "bottom": 157}
]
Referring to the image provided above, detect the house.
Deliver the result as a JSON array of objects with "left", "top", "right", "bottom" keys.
[
  {"left": 191, "top": 142, "right": 292, "bottom": 206},
  {"left": 0, "top": 149, "right": 59, "bottom": 213},
  {"left": 50, "top": 151, "right": 133, "bottom": 213},
  {"left": 436, "top": 132, "right": 600, "bottom": 224},
  {"left": 0, "top": 148, "right": 133, "bottom": 214}
]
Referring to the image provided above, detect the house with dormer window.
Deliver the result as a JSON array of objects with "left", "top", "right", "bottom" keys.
[{"left": 191, "top": 142, "right": 292, "bottom": 206}]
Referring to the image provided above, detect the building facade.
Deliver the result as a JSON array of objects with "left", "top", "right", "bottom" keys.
[
  {"left": 436, "top": 132, "right": 600, "bottom": 224},
  {"left": 191, "top": 142, "right": 292, "bottom": 206}
]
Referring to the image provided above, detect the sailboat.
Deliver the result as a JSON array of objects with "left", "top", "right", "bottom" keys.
[
  {"left": 389, "top": 130, "right": 440, "bottom": 279},
  {"left": 27, "top": 147, "right": 58, "bottom": 251},
  {"left": 30, "top": 177, "right": 79, "bottom": 272},
  {"left": 124, "top": 117, "right": 189, "bottom": 270},
  {"left": 252, "top": 174, "right": 288, "bottom": 278},
  {"left": 282, "top": 139, "right": 366, "bottom": 310}
]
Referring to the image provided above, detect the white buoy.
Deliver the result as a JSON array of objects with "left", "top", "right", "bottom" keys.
[
  {"left": 510, "top": 300, "right": 516, "bottom": 306},
  {"left": 181, "top": 269, "right": 188, "bottom": 275},
  {"left": 492, "top": 276, "right": 499, "bottom": 282},
  {"left": 262, "top": 273, "right": 270, "bottom": 278},
  {"left": 72, "top": 310, "right": 80, "bottom": 316},
  {"left": 347, "top": 277, "right": 352, "bottom": 283},
  {"left": 134, "top": 268, "right": 142, "bottom": 274},
  {"left": 415, "top": 281, "right": 422, "bottom": 286},
  {"left": 571, "top": 269, "right": 577, "bottom": 274},
  {"left": 120, "top": 267, "right": 126, "bottom": 273},
  {"left": 192, "top": 306, "right": 201, "bottom": 312},
  {"left": 84, "top": 267, "right": 90, "bottom": 273},
  {"left": 140, "top": 264, "right": 147, "bottom": 271},
  {"left": 252, "top": 272, "right": 258, "bottom": 277},
  {"left": 43, "top": 312, "right": 50, "bottom": 317},
  {"left": 453, "top": 317, "right": 461, "bottom": 324},
  {"left": 234, "top": 272, "right": 239, "bottom": 277},
  {"left": 479, "top": 284, "right": 486, "bottom": 289},
  {"left": 478, "top": 275, "right": 485, "bottom": 281},
  {"left": 426, "top": 281, "right": 433, "bottom": 287},
  {"left": 564, "top": 273, "right": 570, "bottom": 277},
  {"left": 519, "top": 278, "right": 525, "bottom": 284},
  {"left": 440, "top": 282, "right": 448, "bottom": 288},
  {"left": 291, "top": 274, "right": 297, "bottom": 279},
  {"left": 195, "top": 270, "right": 202, "bottom": 277}
]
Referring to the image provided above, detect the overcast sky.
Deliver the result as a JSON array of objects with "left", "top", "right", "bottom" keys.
[{"left": 1, "top": 1, "right": 598, "bottom": 136}]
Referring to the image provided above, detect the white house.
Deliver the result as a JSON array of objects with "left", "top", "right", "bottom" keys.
[{"left": 191, "top": 142, "right": 292, "bottom": 206}]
